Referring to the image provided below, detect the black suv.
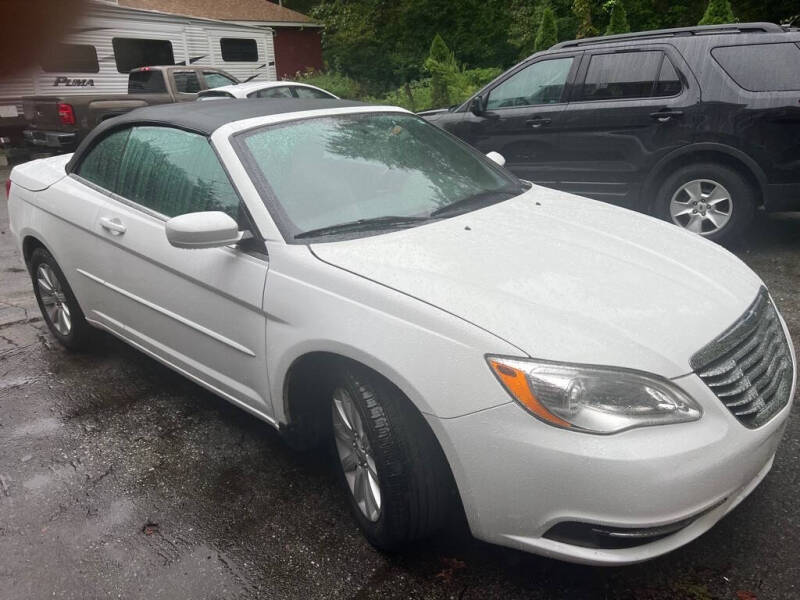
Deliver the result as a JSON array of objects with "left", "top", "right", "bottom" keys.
[{"left": 424, "top": 23, "right": 800, "bottom": 243}]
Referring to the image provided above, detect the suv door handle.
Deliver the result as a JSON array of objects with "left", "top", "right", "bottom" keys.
[
  {"left": 99, "top": 216, "right": 126, "bottom": 235},
  {"left": 649, "top": 110, "right": 684, "bottom": 122},
  {"left": 526, "top": 117, "right": 552, "bottom": 128}
]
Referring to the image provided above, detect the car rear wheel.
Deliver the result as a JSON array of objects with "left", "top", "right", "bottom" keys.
[
  {"left": 654, "top": 163, "right": 755, "bottom": 244},
  {"left": 30, "top": 247, "right": 92, "bottom": 350},
  {"left": 329, "top": 364, "right": 451, "bottom": 550}
]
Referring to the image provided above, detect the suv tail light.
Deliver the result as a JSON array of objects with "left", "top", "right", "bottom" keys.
[
  {"left": 57, "top": 103, "right": 75, "bottom": 126},
  {"left": 5, "top": 179, "right": 11, "bottom": 199}
]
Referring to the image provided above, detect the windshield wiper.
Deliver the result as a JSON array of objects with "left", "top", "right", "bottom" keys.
[
  {"left": 294, "top": 215, "right": 432, "bottom": 240},
  {"left": 430, "top": 187, "right": 522, "bottom": 218}
]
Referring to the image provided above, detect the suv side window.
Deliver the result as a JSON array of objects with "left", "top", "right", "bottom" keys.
[
  {"left": 115, "top": 126, "right": 240, "bottom": 220},
  {"left": 711, "top": 43, "right": 800, "bottom": 92},
  {"left": 579, "top": 51, "right": 675, "bottom": 101},
  {"left": 486, "top": 57, "right": 573, "bottom": 110},
  {"left": 76, "top": 128, "right": 131, "bottom": 191}
]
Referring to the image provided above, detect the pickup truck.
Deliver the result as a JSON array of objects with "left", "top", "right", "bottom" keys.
[{"left": 22, "top": 65, "right": 238, "bottom": 151}]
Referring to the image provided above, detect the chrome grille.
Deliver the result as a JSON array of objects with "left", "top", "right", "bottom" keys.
[{"left": 691, "top": 287, "right": 794, "bottom": 428}]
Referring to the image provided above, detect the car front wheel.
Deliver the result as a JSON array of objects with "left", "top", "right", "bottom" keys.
[
  {"left": 329, "top": 364, "right": 452, "bottom": 550},
  {"left": 654, "top": 163, "right": 756, "bottom": 244}
]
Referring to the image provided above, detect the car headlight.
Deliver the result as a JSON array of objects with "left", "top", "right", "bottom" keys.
[{"left": 487, "top": 356, "right": 702, "bottom": 434}]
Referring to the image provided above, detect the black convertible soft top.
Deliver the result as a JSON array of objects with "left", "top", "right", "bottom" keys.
[{"left": 66, "top": 98, "right": 368, "bottom": 173}]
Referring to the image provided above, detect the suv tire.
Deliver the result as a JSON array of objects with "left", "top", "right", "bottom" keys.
[{"left": 654, "top": 162, "right": 756, "bottom": 244}]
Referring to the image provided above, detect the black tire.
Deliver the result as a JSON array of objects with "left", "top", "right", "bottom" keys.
[
  {"left": 29, "top": 247, "right": 92, "bottom": 351},
  {"left": 653, "top": 162, "right": 756, "bottom": 244},
  {"left": 328, "top": 363, "right": 452, "bottom": 550}
]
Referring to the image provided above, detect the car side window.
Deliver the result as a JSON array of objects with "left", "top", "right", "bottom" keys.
[
  {"left": 115, "top": 126, "right": 241, "bottom": 221},
  {"left": 578, "top": 51, "right": 668, "bottom": 101},
  {"left": 251, "top": 86, "right": 294, "bottom": 99},
  {"left": 173, "top": 71, "right": 201, "bottom": 94},
  {"left": 76, "top": 128, "right": 131, "bottom": 191},
  {"left": 204, "top": 72, "right": 237, "bottom": 88},
  {"left": 293, "top": 86, "right": 335, "bottom": 99},
  {"left": 486, "top": 57, "right": 573, "bottom": 110}
]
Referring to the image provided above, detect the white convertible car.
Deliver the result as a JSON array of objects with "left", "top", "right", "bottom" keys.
[
  {"left": 197, "top": 80, "right": 338, "bottom": 101},
  {"left": 6, "top": 99, "right": 796, "bottom": 565}
]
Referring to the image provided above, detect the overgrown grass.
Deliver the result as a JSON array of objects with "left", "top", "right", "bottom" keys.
[{"left": 291, "top": 68, "right": 502, "bottom": 112}]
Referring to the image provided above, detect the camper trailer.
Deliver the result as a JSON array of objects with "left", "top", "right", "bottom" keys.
[{"left": 0, "top": 1, "right": 277, "bottom": 143}]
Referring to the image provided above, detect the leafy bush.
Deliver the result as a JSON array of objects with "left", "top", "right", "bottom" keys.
[
  {"left": 290, "top": 70, "right": 363, "bottom": 100},
  {"left": 366, "top": 66, "right": 502, "bottom": 112},
  {"left": 698, "top": 0, "right": 736, "bottom": 24}
]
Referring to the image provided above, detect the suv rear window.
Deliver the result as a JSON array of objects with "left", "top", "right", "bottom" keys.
[
  {"left": 128, "top": 70, "right": 167, "bottom": 93},
  {"left": 579, "top": 51, "right": 680, "bottom": 101},
  {"left": 711, "top": 43, "right": 800, "bottom": 92}
]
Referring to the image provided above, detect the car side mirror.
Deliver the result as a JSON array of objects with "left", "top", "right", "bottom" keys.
[
  {"left": 165, "top": 211, "right": 242, "bottom": 249},
  {"left": 486, "top": 151, "right": 506, "bottom": 167},
  {"left": 469, "top": 95, "right": 485, "bottom": 116}
]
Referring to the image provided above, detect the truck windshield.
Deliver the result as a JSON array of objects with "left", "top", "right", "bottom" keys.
[{"left": 128, "top": 70, "right": 167, "bottom": 94}]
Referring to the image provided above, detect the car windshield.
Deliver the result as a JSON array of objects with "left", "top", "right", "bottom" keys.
[{"left": 238, "top": 112, "right": 523, "bottom": 240}]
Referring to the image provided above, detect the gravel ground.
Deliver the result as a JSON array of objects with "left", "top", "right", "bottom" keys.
[{"left": 1, "top": 172, "right": 799, "bottom": 599}]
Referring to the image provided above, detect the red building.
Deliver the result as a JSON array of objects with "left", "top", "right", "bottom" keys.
[{"left": 118, "top": 0, "right": 323, "bottom": 79}]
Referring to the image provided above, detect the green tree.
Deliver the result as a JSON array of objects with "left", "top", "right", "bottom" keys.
[
  {"left": 604, "top": 0, "right": 631, "bottom": 34},
  {"left": 699, "top": 0, "right": 736, "bottom": 24},
  {"left": 425, "top": 34, "right": 457, "bottom": 108},
  {"left": 535, "top": 6, "right": 559, "bottom": 51},
  {"left": 573, "top": 0, "right": 598, "bottom": 38}
]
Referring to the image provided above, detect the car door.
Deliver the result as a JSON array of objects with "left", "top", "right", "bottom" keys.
[
  {"left": 75, "top": 125, "right": 273, "bottom": 416},
  {"left": 557, "top": 47, "right": 699, "bottom": 209},
  {"left": 451, "top": 53, "right": 580, "bottom": 183}
]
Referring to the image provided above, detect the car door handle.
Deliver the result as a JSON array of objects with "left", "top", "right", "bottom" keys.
[
  {"left": 99, "top": 216, "right": 126, "bottom": 235},
  {"left": 649, "top": 110, "right": 684, "bottom": 122},
  {"left": 526, "top": 117, "right": 552, "bottom": 128}
]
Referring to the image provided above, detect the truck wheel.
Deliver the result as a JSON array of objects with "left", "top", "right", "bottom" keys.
[
  {"left": 29, "top": 248, "right": 92, "bottom": 351},
  {"left": 654, "top": 163, "right": 755, "bottom": 244}
]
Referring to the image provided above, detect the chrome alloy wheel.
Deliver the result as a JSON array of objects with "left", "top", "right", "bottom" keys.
[
  {"left": 36, "top": 263, "right": 71, "bottom": 336},
  {"left": 669, "top": 179, "right": 732, "bottom": 236},
  {"left": 332, "top": 387, "right": 382, "bottom": 522}
]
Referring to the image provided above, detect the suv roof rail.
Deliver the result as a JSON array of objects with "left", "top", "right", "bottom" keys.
[{"left": 551, "top": 22, "right": 784, "bottom": 50}]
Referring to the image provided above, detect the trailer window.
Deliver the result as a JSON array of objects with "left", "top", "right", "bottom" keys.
[
  {"left": 41, "top": 44, "right": 99, "bottom": 73},
  {"left": 220, "top": 38, "right": 258, "bottom": 62},
  {"left": 113, "top": 38, "right": 175, "bottom": 73}
]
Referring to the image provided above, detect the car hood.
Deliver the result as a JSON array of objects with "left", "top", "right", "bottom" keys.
[{"left": 310, "top": 186, "right": 763, "bottom": 378}]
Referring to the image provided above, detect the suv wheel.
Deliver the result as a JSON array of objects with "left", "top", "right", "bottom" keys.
[
  {"left": 30, "top": 247, "right": 92, "bottom": 350},
  {"left": 654, "top": 163, "right": 755, "bottom": 243},
  {"left": 329, "top": 364, "right": 451, "bottom": 550}
]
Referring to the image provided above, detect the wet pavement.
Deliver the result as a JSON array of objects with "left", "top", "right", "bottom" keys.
[{"left": 1, "top": 174, "right": 799, "bottom": 599}]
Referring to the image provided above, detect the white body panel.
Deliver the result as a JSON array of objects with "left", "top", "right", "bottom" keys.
[
  {"left": 0, "top": 1, "right": 276, "bottom": 118},
  {"left": 7, "top": 105, "right": 796, "bottom": 565},
  {"left": 198, "top": 81, "right": 338, "bottom": 99}
]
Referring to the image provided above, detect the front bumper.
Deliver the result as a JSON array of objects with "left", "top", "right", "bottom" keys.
[
  {"left": 23, "top": 129, "right": 76, "bottom": 149},
  {"left": 428, "top": 371, "right": 793, "bottom": 565}
]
